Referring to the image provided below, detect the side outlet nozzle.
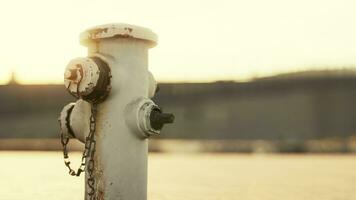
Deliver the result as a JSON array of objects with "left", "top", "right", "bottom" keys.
[{"left": 149, "top": 108, "right": 174, "bottom": 130}]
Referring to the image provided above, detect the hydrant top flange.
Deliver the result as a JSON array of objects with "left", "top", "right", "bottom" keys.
[{"left": 80, "top": 23, "right": 158, "bottom": 47}]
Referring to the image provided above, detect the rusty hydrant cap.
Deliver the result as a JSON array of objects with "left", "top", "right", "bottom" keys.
[{"left": 79, "top": 23, "right": 158, "bottom": 47}]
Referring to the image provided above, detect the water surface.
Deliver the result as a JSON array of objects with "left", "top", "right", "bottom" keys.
[{"left": 0, "top": 152, "right": 355, "bottom": 200}]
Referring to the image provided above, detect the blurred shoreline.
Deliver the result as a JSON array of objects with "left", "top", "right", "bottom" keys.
[{"left": 1, "top": 138, "right": 355, "bottom": 153}]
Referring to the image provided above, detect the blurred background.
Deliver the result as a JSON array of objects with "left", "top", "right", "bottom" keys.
[
  {"left": 0, "top": 0, "right": 356, "bottom": 199},
  {"left": 2, "top": 70, "right": 356, "bottom": 153}
]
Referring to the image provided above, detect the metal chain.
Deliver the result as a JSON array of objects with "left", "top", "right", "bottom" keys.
[
  {"left": 86, "top": 104, "right": 98, "bottom": 200},
  {"left": 59, "top": 103, "right": 98, "bottom": 200},
  {"left": 60, "top": 64, "right": 110, "bottom": 200}
]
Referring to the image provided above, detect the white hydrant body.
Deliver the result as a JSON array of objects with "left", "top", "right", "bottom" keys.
[
  {"left": 87, "top": 36, "right": 150, "bottom": 200},
  {"left": 59, "top": 24, "right": 174, "bottom": 200}
]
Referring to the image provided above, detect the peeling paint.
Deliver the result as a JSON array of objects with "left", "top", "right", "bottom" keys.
[{"left": 79, "top": 23, "right": 158, "bottom": 47}]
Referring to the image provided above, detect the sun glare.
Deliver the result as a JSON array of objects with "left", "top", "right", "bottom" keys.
[{"left": 1, "top": 0, "right": 356, "bottom": 84}]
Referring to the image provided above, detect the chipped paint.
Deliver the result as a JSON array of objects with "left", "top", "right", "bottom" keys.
[
  {"left": 80, "top": 23, "right": 158, "bottom": 47},
  {"left": 64, "top": 57, "right": 101, "bottom": 97}
]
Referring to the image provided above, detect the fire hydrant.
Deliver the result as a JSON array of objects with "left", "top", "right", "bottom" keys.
[{"left": 59, "top": 23, "right": 174, "bottom": 200}]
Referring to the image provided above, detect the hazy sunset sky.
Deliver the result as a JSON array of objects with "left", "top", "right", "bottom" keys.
[{"left": 0, "top": 0, "right": 356, "bottom": 84}]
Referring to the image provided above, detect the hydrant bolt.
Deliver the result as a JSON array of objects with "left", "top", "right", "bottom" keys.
[{"left": 64, "top": 68, "right": 78, "bottom": 81}]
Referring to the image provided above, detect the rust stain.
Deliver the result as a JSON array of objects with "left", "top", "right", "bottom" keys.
[
  {"left": 124, "top": 27, "right": 133, "bottom": 33},
  {"left": 87, "top": 26, "right": 136, "bottom": 40},
  {"left": 97, "top": 190, "right": 105, "bottom": 200},
  {"left": 94, "top": 129, "right": 105, "bottom": 200},
  {"left": 88, "top": 28, "right": 109, "bottom": 39},
  {"left": 112, "top": 33, "right": 134, "bottom": 39}
]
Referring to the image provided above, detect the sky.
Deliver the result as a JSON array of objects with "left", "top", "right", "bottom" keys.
[{"left": 0, "top": 0, "right": 356, "bottom": 84}]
